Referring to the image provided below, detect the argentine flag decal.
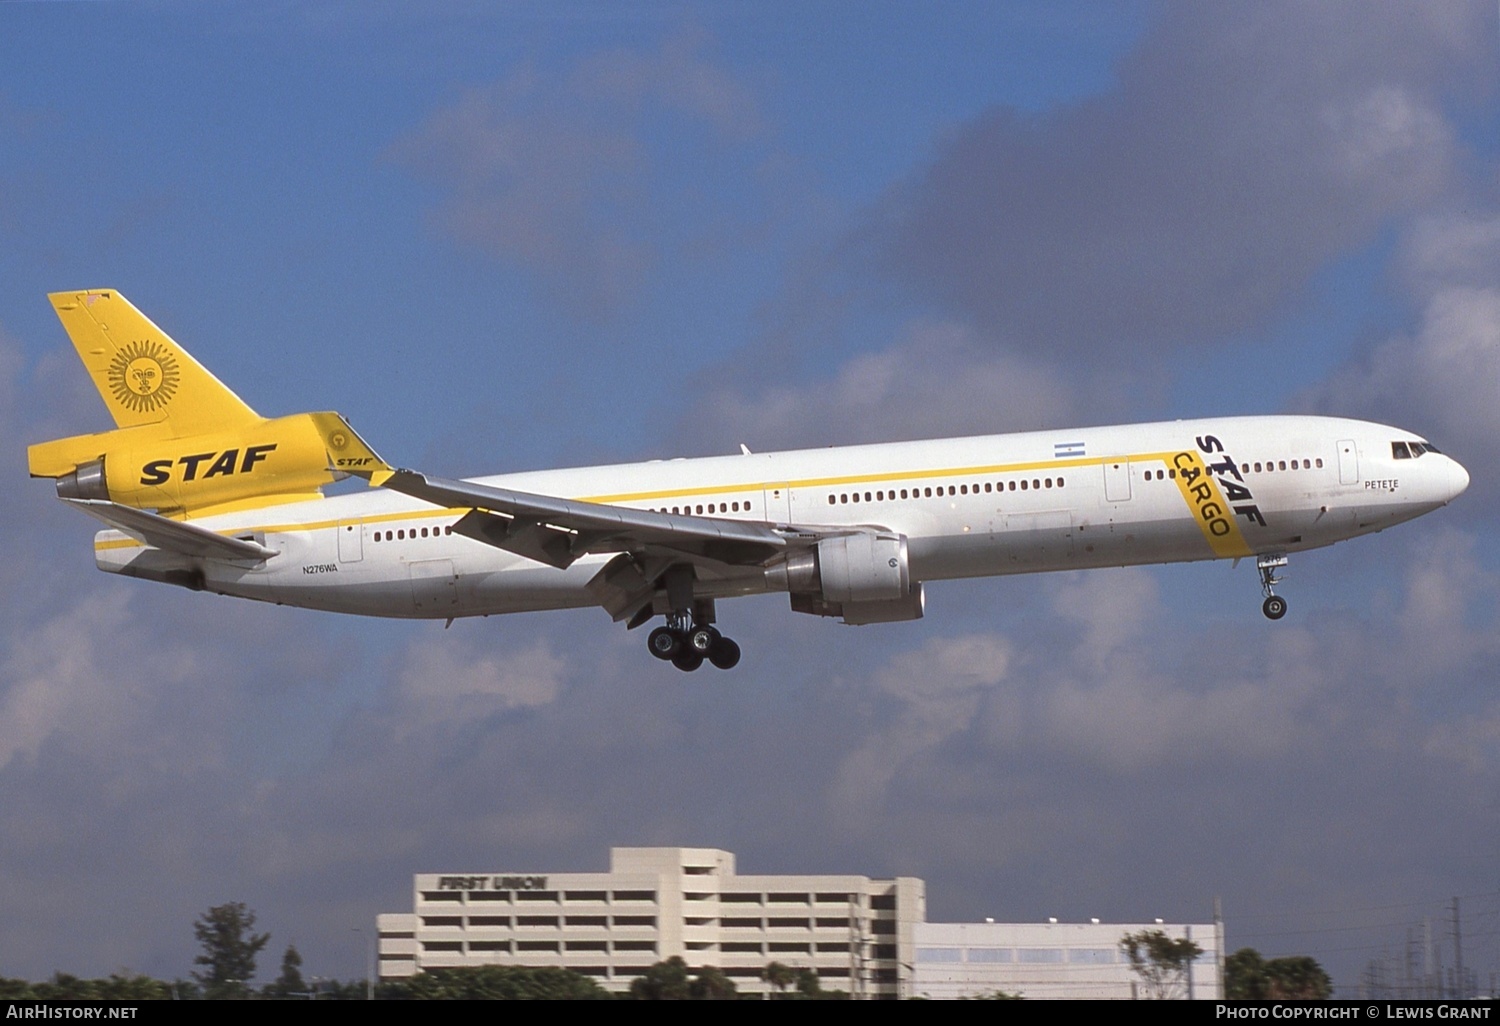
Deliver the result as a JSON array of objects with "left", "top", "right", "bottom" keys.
[{"left": 1053, "top": 441, "right": 1086, "bottom": 458}]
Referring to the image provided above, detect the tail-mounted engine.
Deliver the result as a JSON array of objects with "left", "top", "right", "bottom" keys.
[
  {"left": 772, "top": 532, "right": 925, "bottom": 625},
  {"left": 29, "top": 411, "right": 375, "bottom": 517}
]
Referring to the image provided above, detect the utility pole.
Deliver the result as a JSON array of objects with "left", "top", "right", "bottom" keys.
[
  {"left": 1451, "top": 897, "right": 1464, "bottom": 1001},
  {"left": 1214, "top": 897, "right": 1225, "bottom": 1000}
]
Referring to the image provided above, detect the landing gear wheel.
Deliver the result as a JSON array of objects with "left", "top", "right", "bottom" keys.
[
  {"left": 1262, "top": 595, "right": 1287, "bottom": 620},
  {"left": 672, "top": 648, "right": 705, "bottom": 672},
  {"left": 648, "top": 626, "right": 681, "bottom": 660},
  {"left": 688, "top": 625, "right": 720, "bottom": 654},
  {"left": 708, "top": 636, "right": 741, "bottom": 670}
]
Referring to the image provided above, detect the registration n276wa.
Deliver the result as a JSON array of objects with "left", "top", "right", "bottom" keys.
[{"left": 28, "top": 291, "right": 1469, "bottom": 670}]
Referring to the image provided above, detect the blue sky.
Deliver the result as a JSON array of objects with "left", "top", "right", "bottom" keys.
[{"left": 2, "top": 0, "right": 1498, "bottom": 994}]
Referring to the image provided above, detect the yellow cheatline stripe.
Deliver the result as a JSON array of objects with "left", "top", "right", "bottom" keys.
[
  {"left": 584, "top": 454, "right": 1110, "bottom": 504},
  {"left": 94, "top": 449, "right": 1221, "bottom": 552}
]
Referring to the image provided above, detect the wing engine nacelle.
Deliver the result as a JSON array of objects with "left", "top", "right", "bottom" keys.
[{"left": 775, "top": 532, "right": 925, "bottom": 625}]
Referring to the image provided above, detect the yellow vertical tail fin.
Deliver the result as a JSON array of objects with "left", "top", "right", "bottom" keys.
[{"left": 49, "top": 289, "right": 259, "bottom": 436}]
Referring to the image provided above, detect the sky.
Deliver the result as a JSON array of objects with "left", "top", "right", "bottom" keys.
[{"left": 2, "top": 0, "right": 1498, "bottom": 996}]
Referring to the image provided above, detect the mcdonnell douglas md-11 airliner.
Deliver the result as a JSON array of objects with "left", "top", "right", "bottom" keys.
[{"left": 27, "top": 291, "right": 1469, "bottom": 670}]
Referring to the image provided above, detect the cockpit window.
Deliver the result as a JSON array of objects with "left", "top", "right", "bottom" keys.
[
  {"left": 1392, "top": 441, "right": 1411, "bottom": 459},
  {"left": 1408, "top": 442, "right": 1426, "bottom": 456}
]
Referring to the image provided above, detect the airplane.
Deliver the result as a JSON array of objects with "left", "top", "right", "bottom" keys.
[{"left": 27, "top": 290, "right": 1470, "bottom": 671}]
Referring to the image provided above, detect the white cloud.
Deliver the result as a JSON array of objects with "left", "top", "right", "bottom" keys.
[
  {"left": 392, "top": 633, "right": 567, "bottom": 738},
  {"left": 830, "top": 633, "right": 1012, "bottom": 820},
  {"left": 684, "top": 320, "right": 1087, "bottom": 452},
  {"left": 1401, "top": 213, "right": 1500, "bottom": 296},
  {"left": 1308, "top": 285, "right": 1500, "bottom": 497},
  {"left": 389, "top": 30, "right": 773, "bottom": 319},
  {"left": 867, "top": 1, "right": 1482, "bottom": 358}
]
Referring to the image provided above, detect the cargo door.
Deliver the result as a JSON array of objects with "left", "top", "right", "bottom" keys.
[{"left": 409, "top": 559, "right": 458, "bottom": 613}]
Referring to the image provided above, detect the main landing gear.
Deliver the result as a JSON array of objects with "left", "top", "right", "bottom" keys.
[
  {"left": 1257, "top": 552, "right": 1288, "bottom": 620},
  {"left": 645, "top": 570, "right": 741, "bottom": 671},
  {"left": 647, "top": 619, "right": 742, "bottom": 672}
]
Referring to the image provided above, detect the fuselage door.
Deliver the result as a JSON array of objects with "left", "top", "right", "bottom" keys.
[
  {"left": 1103, "top": 459, "right": 1132, "bottom": 502},
  {"left": 1337, "top": 439, "right": 1359, "bottom": 485},
  {"left": 763, "top": 483, "right": 792, "bottom": 525},
  {"left": 337, "top": 519, "right": 363, "bottom": 562}
]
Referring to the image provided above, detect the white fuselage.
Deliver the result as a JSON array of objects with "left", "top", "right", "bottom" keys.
[{"left": 93, "top": 415, "right": 1469, "bottom": 620}]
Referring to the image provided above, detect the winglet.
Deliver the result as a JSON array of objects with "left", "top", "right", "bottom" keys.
[{"left": 305, "top": 412, "right": 393, "bottom": 485}]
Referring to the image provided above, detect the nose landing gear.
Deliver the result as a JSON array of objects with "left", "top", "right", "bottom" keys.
[{"left": 1257, "top": 553, "right": 1288, "bottom": 620}]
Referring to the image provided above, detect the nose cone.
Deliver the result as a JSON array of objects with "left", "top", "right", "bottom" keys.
[{"left": 1447, "top": 457, "right": 1470, "bottom": 502}]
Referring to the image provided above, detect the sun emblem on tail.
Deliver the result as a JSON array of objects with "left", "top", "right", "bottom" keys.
[{"left": 107, "top": 339, "right": 180, "bottom": 413}]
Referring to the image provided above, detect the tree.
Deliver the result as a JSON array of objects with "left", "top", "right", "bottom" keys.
[
  {"left": 192, "top": 902, "right": 270, "bottom": 999},
  {"left": 689, "top": 965, "right": 738, "bottom": 1000},
  {"left": 628, "top": 957, "right": 693, "bottom": 1000},
  {"left": 1265, "top": 955, "right": 1332, "bottom": 999},
  {"left": 1225, "top": 947, "right": 1269, "bottom": 999},
  {"left": 392, "top": 966, "right": 608, "bottom": 1000},
  {"left": 763, "top": 961, "right": 796, "bottom": 997},
  {"left": 1228, "top": 948, "right": 1331, "bottom": 1000},
  {"left": 1120, "top": 929, "right": 1203, "bottom": 1000},
  {"left": 263, "top": 944, "right": 308, "bottom": 999}
]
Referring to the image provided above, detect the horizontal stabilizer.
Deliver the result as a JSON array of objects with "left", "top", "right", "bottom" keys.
[
  {"left": 304, "top": 411, "right": 392, "bottom": 481},
  {"left": 63, "top": 499, "right": 277, "bottom": 562}
]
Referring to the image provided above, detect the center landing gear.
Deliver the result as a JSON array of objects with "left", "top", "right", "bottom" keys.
[
  {"left": 1257, "top": 552, "right": 1288, "bottom": 620},
  {"left": 645, "top": 578, "right": 741, "bottom": 671}
]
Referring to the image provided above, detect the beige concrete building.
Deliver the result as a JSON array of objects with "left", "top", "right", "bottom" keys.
[
  {"left": 911, "top": 920, "right": 1223, "bottom": 1000},
  {"left": 378, "top": 846, "right": 925, "bottom": 998}
]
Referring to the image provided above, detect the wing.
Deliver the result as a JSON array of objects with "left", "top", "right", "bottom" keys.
[
  {"left": 63, "top": 498, "right": 278, "bottom": 562},
  {"left": 378, "top": 469, "right": 795, "bottom": 568},
  {"left": 376, "top": 469, "right": 811, "bottom": 624}
]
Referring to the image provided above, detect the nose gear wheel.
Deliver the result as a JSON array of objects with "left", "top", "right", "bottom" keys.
[{"left": 1257, "top": 553, "right": 1289, "bottom": 620}]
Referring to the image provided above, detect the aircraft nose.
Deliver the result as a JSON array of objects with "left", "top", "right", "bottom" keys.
[{"left": 1447, "top": 458, "right": 1470, "bottom": 502}]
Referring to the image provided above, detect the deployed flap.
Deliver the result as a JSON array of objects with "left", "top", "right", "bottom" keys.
[
  {"left": 63, "top": 498, "right": 277, "bottom": 561},
  {"left": 378, "top": 469, "right": 790, "bottom": 568}
]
